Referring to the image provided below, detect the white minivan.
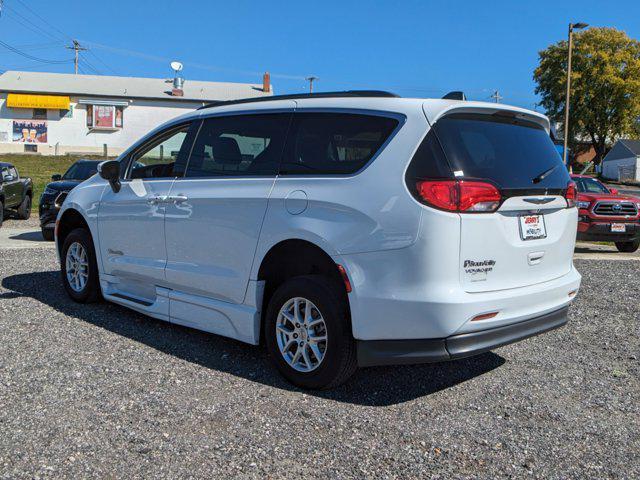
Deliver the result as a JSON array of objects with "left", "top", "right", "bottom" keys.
[{"left": 56, "top": 91, "right": 581, "bottom": 389}]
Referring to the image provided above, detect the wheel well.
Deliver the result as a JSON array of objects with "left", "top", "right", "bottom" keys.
[
  {"left": 56, "top": 209, "right": 91, "bottom": 255},
  {"left": 257, "top": 239, "right": 348, "bottom": 334}
]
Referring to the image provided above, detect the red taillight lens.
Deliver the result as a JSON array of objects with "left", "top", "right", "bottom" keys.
[
  {"left": 415, "top": 180, "right": 501, "bottom": 213},
  {"left": 565, "top": 181, "right": 577, "bottom": 208},
  {"left": 416, "top": 180, "right": 458, "bottom": 211}
]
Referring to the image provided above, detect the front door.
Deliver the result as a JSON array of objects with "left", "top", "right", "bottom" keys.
[
  {"left": 164, "top": 111, "right": 293, "bottom": 306},
  {"left": 97, "top": 122, "right": 197, "bottom": 301}
]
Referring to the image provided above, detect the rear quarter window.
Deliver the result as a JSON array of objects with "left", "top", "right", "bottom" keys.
[{"left": 279, "top": 113, "right": 399, "bottom": 175}]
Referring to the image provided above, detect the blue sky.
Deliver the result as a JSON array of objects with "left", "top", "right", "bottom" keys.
[{"left": 0, "top": 0, "right": 639, "bottom": 110}]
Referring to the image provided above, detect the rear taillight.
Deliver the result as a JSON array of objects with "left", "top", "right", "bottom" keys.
[
  {"left": 565, "top": 181, "right": 577, "bottom": 208},
  {"left": 415, "top": 180, "right": 501, "bottom": 213}
]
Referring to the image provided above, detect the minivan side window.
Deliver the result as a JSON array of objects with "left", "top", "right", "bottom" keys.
[
  {"left": 185, "top": 114, "right": 291, "bottom": 177},
  {"left": 279, "top": 113, "right": 399, "bottom": 175},
  {"left": 127, "top": 122, "right": 196, "bottom": 180}
]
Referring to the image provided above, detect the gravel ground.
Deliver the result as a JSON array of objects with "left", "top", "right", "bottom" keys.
[
  {"left": 2, "top": 217, "right": 41, "bottom": 229},
  {"left": 0, "top": 249, "right": 638, "bottom": 479}
]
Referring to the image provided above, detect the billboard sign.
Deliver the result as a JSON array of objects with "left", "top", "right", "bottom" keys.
[{"left": 12, "top": 120, "right": 47, "bottom": 143}]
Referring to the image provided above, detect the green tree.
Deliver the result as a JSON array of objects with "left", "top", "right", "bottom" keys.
[{"left": 534, "top": 27, "right": 640, "bottom": 165}]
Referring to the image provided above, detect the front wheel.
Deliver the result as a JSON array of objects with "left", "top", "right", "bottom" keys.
[
  {"left": 615, "top": 239, "right": 640, "bottom": 253},
  {"left": 61, "top": 228, "right": 101, "bottom": 303},
  {"left": 16, "top": 195, "right": 31, "bottom": 219},
  {"left": 264, "top": 275, "right": 357, "bottom": 389}
]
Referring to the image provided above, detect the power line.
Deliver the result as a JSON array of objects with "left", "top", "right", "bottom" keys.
[
  {"left": 13, "top": 0, "right": 73, "bottom": 42},
  {"left": 0, "top": 38, "right": 73, "bottom": 64},
  {"left": 3, "top": 8, "right": 62, "bottom": 42}
]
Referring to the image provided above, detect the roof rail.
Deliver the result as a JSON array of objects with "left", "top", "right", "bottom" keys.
[{"left": 198, "top": 90, "right": 399, "bottom": 110}]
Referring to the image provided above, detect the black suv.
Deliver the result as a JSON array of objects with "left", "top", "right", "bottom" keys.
[
  {"left": 39, "top": 159, "right": 100, "bottom": 240},
  {"left": 0, "top": 162, "right": 33, "bottom": 227}
]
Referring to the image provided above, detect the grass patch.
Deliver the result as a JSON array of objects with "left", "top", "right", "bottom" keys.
[{"left": 1, "top": 154, "right": 111, "bottom": 211}]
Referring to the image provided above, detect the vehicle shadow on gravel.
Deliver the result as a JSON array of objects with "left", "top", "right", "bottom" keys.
[{"left": 2, "top": 270, "right": 505, "bottom": 406}]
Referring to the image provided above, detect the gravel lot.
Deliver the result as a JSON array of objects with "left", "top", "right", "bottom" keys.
[{"left": 0, "top": 248, "right": 638, "bottom": 479}]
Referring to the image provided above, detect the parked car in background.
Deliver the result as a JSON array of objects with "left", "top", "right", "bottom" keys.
[
  {"left": 572, "top": 174, "right": 640, "bottom": 252},
  {"left": 0, "top": 162, "right": 32, "bottom": 227},
  {"left": 54, "top": 92, "right": 581, "bottom": 388},
  {"left": 39, "top": 159, "right": 101, "bottom": 240}
]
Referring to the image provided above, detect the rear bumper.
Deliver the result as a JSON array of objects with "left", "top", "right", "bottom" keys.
[{"left": 357, "top": 306, "right": 568, "bottom": 367}]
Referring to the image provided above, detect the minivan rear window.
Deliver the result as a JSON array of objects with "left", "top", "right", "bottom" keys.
[{"left": 432, "top": 113, "right": 570, "bottom": 191}]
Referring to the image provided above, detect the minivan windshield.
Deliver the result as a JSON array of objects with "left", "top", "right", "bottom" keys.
[
  {"left": 63, "top": 161, "right": 100, "bottom": 180},
  {"left": 432, "top": 113, "right": 570, "bottom": 191}
]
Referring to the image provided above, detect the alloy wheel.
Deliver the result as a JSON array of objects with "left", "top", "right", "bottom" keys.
[
  {"left": 65, "top": 242, "right": 89, "bottom": 293},
  {"left": 276, "top": 297, "right": 328, "bottom": 372}
]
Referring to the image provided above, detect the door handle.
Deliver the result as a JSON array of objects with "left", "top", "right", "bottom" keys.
[
  {"left": 147, "top": 195, "right": 167, "bottom": 205},
  {"left": 168, "top": 195, "right": 188, "bottom": 204}
]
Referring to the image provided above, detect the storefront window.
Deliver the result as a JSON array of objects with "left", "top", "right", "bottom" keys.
[{"left": 86, "top": 105, "right": 124, "bottom": 129}]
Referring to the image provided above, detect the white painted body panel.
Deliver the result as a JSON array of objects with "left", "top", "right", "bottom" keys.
[
  {"left": 164, "top": 177, "right": 276, "bottom": 304},
  {"left": 59, "top": 96, "right": 582, "bottom": 347}
]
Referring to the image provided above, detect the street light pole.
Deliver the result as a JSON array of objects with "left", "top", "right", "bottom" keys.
[{"left": 562, "top": 22, "right": 588, "bottom": 170}]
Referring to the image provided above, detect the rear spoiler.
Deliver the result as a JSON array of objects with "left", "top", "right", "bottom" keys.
[{"left": 423, "top": 101, "right": 550, "bottom": 133}]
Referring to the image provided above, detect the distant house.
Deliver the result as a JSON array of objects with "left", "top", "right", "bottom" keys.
[
  {"left": 600, "top": 139, "right": 640, "bottom": 182},
  {"left": 0, "top": 70, "right": 272, "bottom": 156}
]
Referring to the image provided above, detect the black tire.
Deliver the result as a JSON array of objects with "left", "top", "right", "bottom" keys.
[
  {"left": 0, "top": 201, "right": 3, "bottom": 228},
  {"left": 16, "top": 194, "right": 31, "bottom": 220},
  {"left": 61, "top": 227, "right": 101, "bottom": 303},
  {"left": 615, "top": 239, "right": 640, "bottom": 253},
  {"left": 264, "top": 275, "right": 357, "bottom": 389},
  {"left": 41, "top": 227, "right": 55, "bottom": 241}
]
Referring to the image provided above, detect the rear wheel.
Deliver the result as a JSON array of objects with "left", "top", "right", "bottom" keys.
[
  {"left": 264, "top": 275, "right": 357, "bottom": 389},
  {"left": 615, "top": 239, "right": 640, "bottom": 253},
  {"left": 16, "top": 195, "right": 31, "bottom": 220},
  {"left": 41, "top": 227, "right": 54, "bottom": 241},
  {"left": 61, "top": 228, "right": 101, "bottom": 303}
]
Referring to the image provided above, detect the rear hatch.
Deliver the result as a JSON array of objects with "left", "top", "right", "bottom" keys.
[{"left": 413, "top": 106, "right": 576, "bottom": 293}]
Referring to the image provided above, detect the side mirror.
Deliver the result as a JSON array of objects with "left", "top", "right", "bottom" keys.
[
  {"left": 98, "top": 160, "right": 121, "bottom": 193},
  {"left": 51, "top": 174, "right": 62, "bottom": 181},
  {"left": 610, "top": 188, "right": 619, "bottom": 195}
]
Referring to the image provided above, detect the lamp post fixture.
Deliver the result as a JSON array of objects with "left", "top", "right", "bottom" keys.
[{"left": 562, "top": 22, "right": 589, "bottom": 170}]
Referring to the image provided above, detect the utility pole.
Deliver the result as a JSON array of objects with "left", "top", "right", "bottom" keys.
[
  {"left": 490, "top": 90, "right": 503, "bottom": 103},
  {"left": 66, "top": 40, "right": 87, "bottom": 74},
  {"left": 306, "top": 76, "right": 318, "bottom": 94},
  {"left": 563, "top": 22, "right": 588, "bottom": 169}
]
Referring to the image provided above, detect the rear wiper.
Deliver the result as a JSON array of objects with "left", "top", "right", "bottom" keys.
[{"left": 532, "top": 164, "right": 558, "bottom": 184}]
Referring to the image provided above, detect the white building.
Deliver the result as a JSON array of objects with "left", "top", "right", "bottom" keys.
[
  {"left": 0, "top": 70, "right": 272, "bottom": 156},
  {"left": 600, "top": 139, "right": 640, "bottom": 182}
]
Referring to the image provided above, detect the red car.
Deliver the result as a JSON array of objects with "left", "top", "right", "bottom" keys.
[{"left": 571, "top": 174, "right": 640, "bottom": 252}]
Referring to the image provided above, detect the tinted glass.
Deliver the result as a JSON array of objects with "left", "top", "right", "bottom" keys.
[
  {"left": 129, "top": 123, "right": 194, "bottom": 179},
  {"left": 432, "top": 113, "right": 570, "bottom": 190},
  {"left": 280, "top": 113, "right": 399, "bottom": 175},
  {"left": 63, "top": 161, "right": 100, "bottom": 180},
  {"left": 405, "top": 129, "right": 453, "bottom": 180},
  {"left": 186, "top": 114, "right": 291, "bottom": 177},
  {"left": 574, "top": 177, "right": 609, "bottom": 194}
]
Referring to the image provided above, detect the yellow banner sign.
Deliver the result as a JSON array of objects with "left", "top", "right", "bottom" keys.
[{"left": 6, "top": 93, "right": 70, "bottom": 110}]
